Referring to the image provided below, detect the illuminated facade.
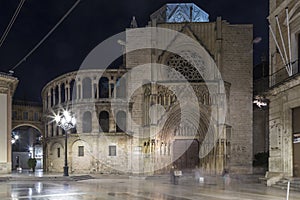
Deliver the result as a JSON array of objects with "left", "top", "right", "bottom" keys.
[
  {"left": 267, "top": 0, "right": 300, "bottom": 184},
  {"left": 42, "top": 3, "right": 253, "bottom": 174},
  {"left": 11, "top": 100, "right": 43, "bottom": 170},
  {"left": 0, "top": 73, "right": 18, "bottom": 173}
]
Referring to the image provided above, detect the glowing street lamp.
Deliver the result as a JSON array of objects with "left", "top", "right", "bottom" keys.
[
  {"left": 11, "top": 133, "right": 19, "bottom": 144},
  {"left": 54, "top": 109, "right": 76, "bottom": 176},
  {"left": 11, "top": 138, "right": 16, "bottom": 144}
]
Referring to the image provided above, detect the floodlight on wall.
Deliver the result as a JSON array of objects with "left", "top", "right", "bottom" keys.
[{"left": 253, "top": 95, "right": 268, "bottom": 108}]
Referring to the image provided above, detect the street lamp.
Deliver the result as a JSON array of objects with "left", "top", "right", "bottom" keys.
[
  {"left": 11, "top": 133, "right": 19, "bottom": 144},
  {"left": 54, "top": 109, "right": 76, "bottom": 176}
]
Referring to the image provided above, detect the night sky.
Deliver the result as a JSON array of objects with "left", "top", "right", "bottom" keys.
[{"left": 0, "top": 0, "right": 269, "bottom": 102}]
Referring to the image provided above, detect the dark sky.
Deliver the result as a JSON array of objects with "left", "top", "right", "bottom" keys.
[{"left": 0, "top": 0, "right": 269, "bottom": 102}]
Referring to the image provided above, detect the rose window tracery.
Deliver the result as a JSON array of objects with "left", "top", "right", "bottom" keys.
[{"left": 166, "top": 52, "right": 205, "bottom": 81}]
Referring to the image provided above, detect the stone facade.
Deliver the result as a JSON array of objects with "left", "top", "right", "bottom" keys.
[
  {"left": 42, "top": 3, "right": 253, "bottom": 175},
  {"left": 11, "top": 100, "right": 43, "bottom": 170},
  {"left": 267, "top": 0, "right": 300, "bottom": 181},
  {"left": 0, "top": 72, "right": 18, "bottom": 173},
  {"left": 12, "top": 100, "right": 43, "bottom": 133}
]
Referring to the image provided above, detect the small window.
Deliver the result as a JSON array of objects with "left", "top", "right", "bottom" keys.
[
  {"left": 109, "top": 145, "right": 116, "bottom": 156},
  {"left": 23, "top": 112, "right": 28, "bottom": 120},
  {"left": 12, "top": 111, "right": 17, "bottom": 120},
  {"left": 34, "top": 112, "right": 39, "bottom": 121},
  {"left": 57, "top": 148, "right": 60, "bottom": 158},
  {"left": 78, "top": 146, "right": 84, "bottom": 157}
]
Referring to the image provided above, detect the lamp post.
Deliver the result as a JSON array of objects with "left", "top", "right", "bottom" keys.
[
  {"left": 54, "top": 110, "right": 76, "bottom": 176},
  {"left": 11, "top": 133, "right": 19, "bottom": 144}
]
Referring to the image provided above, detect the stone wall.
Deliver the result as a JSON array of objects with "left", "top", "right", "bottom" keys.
[
  {"left": 0, "top": 73, "right": 18, "bottom": 173},
  {"left": 267, "top": 0, "right": 300, "bottom": 178},
  {"left": 42, "top": 7, "right": 253, "bottom": 175},
  {"left": 221, "top": 22, "right": 253, "bottom": 173}
]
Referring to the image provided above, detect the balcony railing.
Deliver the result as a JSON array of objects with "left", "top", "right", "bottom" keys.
[{"left": 270, "top": 60, "right": 299, "bottom": 87}]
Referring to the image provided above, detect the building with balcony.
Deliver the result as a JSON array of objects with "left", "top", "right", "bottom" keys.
[{"left": 267, "top": 0, "right": 300, "bottom": 182}]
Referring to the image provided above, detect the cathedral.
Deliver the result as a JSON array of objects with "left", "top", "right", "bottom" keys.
[{"left": 42, "top": 3, "right": 253, "bottom": 175}]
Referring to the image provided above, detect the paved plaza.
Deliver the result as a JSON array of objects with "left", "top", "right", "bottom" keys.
[{"left": 0, "top": 171, "right": 299, "bottom": 199}]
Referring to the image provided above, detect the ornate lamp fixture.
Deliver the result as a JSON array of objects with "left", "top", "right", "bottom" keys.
[{"left": 53, "top": 109, "right": 76, "bottom": 176}]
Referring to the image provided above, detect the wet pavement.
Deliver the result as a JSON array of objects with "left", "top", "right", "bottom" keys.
[{"left": 0, "top": 172, "right": 300, "bottom": 199}]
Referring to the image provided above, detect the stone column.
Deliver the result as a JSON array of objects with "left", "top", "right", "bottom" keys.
[
  {"left": 0, "top": 74, "right": 18, "bottom": 173},
  {"left": 113, "top": 80, "right": 116, "bottom": 98},
  {"left": 65, "top": 84, "right": 68, "bottom": 102},
  {"left": 79, "top": 84, "right": 82, "bottom": 100},
  {"left": 58, "top": 84, "right": 61, "bottom": 104},
  {"left": 53, "top": 87, "right": 56, "bottom": 106},
  {"left": 48, "top": 91, "right": 51, "bottom": 108},
  {"left": 67, "top": 83, "right": 70, "bottom": 101},
  {"left": 96, "top": 82, "right": 99, "bottom": 99},
  {"left": 91, "top": 82, "right": 95, "bottom": 99},
  {"left": 108, "top": 83, "right": 112, "bottom": 98}
]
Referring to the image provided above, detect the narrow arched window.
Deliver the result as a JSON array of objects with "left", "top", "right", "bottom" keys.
[
  {"left": 99, "top": 111, "right": 109, "bottom": 132},
  {"left": 70, "top": 80, "right": 76, "bottom": 101},
  {"left": 116, "top": 77, "right": 126, "bottom": 98},
  {"left": 61, "top": 83, "right": 65, "bottom": 103},
  {"left": 82, "top": 111, "right": 92, "bottom": 133},
  {"left": 99, "top": 77, "right": 109, "bottom": 98},
  {"left": 116, "top": 111, "right": 126, "bottom": 132},
  {"left": 82, "top": 77, "right": 92, "bottom": 99},
  {"left": 55, "top": 85, "right": 59, "bottom": 105},
  {"left": 50, "top": 88, "right": 54, "bottom": 106}
]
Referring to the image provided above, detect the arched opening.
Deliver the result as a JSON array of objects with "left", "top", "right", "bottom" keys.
[
  {"left": 82, "top": 111, "right": 92, "bottom": 133},
  {"left": 173, "top": 139, "right": 199, "bottom": 170},
  {"left": 55, "top": 85, "right": 59, "bottom": 105},
  {"left": 157, "top": 102, "right": 215, "bottom": 172},
  {"left": 61, "top": 83, "right": 65, "bottom": 103},
  {"left": 82, "top": 77, "right": 92, "bottom": 99},
  {"left": 116, "top": 111, "right": 126, "bottom": 132},
  {"left": 116, "top": 77, "right": 126, "bottom": 98},
  {"left": 99, "top": 111, "right": 109, "bottom": 132},
  {"left": 50, "top": 88, "right": 54, "bottom": 106},
  {"left": 110, "top": 83, "right": 114, "bottom": 98},
  {"left": 11, "top": 125, "right": 43, "bottom": 171},
  {"left": 99, "top": 77, "right": 109, "bottom": 98},
  {"left": 70, "top": 80, "right": 76, "bottom": 101}
]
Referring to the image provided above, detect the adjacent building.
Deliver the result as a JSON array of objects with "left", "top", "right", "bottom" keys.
[
  {"left": 0, "top": 72, "right": 18, "bottom": 173},
  {"left": 267, "top": 0, "right": 300, "bottom": 182}
]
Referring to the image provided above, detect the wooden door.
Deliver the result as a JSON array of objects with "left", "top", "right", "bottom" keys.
[{"left": 173, "top": 139, "right": 199, "bottom": 170}]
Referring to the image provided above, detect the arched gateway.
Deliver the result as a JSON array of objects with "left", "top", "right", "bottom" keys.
[{"left": 11, "top": 100, "right": 43, "bottom": 170}]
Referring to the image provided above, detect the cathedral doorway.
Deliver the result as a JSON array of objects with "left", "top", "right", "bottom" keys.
[{"left": 173, "top": 139, "right": 199, "bottom": 170}]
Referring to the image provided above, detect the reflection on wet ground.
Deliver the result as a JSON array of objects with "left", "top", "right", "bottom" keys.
[{"left": 1, "top": 177, "right": 300, "bottom": 200}]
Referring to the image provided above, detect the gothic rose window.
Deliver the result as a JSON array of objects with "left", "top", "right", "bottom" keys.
[{"left": 166, "top": 52, "right": 205, "bottom": 81}]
